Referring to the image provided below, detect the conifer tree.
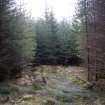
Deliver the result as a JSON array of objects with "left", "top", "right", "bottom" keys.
[{"left": 0, "top": 0, "right": 35, "bottom": 80}]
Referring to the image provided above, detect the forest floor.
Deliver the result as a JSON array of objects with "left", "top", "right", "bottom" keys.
[{"left": 0, "top": 65, "right": 105, "bottom": 105}]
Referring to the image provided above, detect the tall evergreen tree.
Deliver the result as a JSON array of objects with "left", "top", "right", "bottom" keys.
[
  {"left": 35, "top": 9, "right": 82, "bottom": 65},
  {"left": 35, "top": 10, "right": 59, "bottom": 65},
  {"left": 0, "top": 0, "right": 18, "bottom": 80},
  {"left": 0, "top": 0, "right": 35, "bottom": 80}
]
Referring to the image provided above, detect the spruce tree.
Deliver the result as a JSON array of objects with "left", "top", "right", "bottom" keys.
[{"left": 0, "top": 0, "right": 35, "bottom": 80}]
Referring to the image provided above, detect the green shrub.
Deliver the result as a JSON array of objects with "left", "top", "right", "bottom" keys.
[
  {"left": 55, "top": 95, "right": 73, "bottom": 103},
  {"left": 0, "top": 88, "right": 10, "bottom": 95},
  {"left": 32, "top": 83, "right": 43, "bottom": 91}
]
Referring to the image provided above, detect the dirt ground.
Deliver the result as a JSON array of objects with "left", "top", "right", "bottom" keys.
[{"left": 0, "top": 65, "right": 105, "bottom": 105}]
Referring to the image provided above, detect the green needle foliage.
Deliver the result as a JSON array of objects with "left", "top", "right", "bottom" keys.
[{"left": 0, "top": 0, "right": 35, "bottom": 81}]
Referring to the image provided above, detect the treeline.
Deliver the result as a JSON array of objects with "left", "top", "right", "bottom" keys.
[
  {"left": 0, "top": 0, "right": 83, "bottom": 81},
  {"left": 34, "top": 10, "right": 83, "bottom": 65}
]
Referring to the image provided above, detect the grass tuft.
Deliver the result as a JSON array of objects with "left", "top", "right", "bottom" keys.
[{"left": 32, "top": 83, "right": 43, "bottom": 91}]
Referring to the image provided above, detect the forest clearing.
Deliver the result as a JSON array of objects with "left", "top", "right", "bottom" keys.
[
  {"left": 1, "top": 0, "right": 105, "bottom": 104},
  {"left": 0, "top": 66, "right": 105, "bottom": 105}
]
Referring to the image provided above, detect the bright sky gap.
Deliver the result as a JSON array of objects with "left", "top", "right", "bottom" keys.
[{"left": 16, "top": 0, "right": 78, "bottom": 21}]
